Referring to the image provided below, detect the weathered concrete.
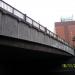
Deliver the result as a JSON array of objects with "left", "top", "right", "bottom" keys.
[
  {"left": 0, "top": 4, "right": 74, "bottom": 55},
  {"left": 0, "top": 35, "right": 72, "bottom": 56},
  {"left": 2, "top": 15, "right": 18, "bottom": 38},
  {"left": 18, "top": 22, "right": 31, "bottom": 40}
]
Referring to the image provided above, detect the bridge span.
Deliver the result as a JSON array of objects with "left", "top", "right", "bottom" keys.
[
  {"left": 0, "top": 0, "right": 75, "bottom": 73},
  {"left": 0, "top": 0, "right": 74, "bottom": 56}
]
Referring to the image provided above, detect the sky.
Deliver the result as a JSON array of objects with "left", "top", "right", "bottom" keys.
[{"left": 3, "top": 0, "right": 75, "bottom": 32}]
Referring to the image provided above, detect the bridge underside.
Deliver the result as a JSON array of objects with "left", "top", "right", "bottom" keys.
[
  {"left": 0, "top": 35, "right": 73, "bottom": 56},
  {"left": 0, "top": 45, "right": 72, "bottom": 73},
  {"left": 0, "top": 35, "right": 75, "bottom": 74}
]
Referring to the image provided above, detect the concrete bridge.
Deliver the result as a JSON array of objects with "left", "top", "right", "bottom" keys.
[{"left": 0, "top": 0, "right": 75, "bottom": 74}]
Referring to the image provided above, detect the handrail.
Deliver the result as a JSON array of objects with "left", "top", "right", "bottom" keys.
[{"left": 0, "top": 0, "right": 74, "bottom": 51}]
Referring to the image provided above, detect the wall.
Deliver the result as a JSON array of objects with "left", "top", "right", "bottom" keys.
[{"left": 55, "top": 21, "right": 75, "bottom": 47}]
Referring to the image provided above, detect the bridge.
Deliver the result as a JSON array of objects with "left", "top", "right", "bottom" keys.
[{"left": 0, "top": 0, "right": 75, "bottom": 74}]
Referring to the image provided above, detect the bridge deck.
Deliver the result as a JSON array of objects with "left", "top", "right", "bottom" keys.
[{"left": 0, "top": 0, "right": 74, "bottom": 55}]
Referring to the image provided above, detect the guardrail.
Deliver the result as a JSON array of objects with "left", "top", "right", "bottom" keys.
[{"left": 0, "top": 0, "right": 74, "bottom": 55}]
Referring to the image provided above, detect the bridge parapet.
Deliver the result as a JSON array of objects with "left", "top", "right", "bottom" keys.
[{"left": 0, "top": 0, "right": 74, "bottom": 55}]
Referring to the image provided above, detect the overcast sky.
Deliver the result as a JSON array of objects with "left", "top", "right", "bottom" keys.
[{"left": 3, "top": 0, "right": 75, "bottom": 32}]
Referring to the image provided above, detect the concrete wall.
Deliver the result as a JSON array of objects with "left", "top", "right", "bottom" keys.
[
  {"left": 2, "top": 14, "right": 18, "bottom": 38},
  {"left": 0, "top": 9, "right": 74, "bottom": 55}
]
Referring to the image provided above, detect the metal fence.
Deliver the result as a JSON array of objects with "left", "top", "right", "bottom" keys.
[{"left": 0, "top": 0, "right": 74, "bottom": 55}]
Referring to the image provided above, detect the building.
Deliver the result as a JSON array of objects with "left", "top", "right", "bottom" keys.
[{"left": 55, "top": 21, "right": 75, "bottom": 47}]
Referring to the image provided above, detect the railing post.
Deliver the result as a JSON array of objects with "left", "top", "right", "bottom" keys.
[
  {"left": 45, "top": 27, "right": 47, "bottom": 34},
  {"left": 39, "top": 24, "right": 40, "bottom": 30},
  {"left": 12, "top": 7, "right": 14, "bottom": 14},
  {"left": 32, "top": 20, "right": 33, "bottom": 26},
  {"left": 24, "top": 14, "right": 26, "bottom": 22}
]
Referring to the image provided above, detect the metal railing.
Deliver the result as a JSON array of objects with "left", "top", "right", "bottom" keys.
[{"left": 0, "top": 0, "right": 74, "bottom": 55}]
